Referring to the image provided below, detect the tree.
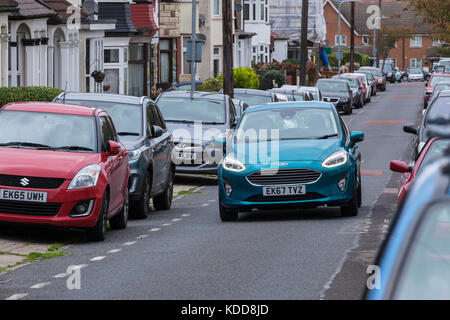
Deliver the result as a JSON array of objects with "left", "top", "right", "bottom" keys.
[
  {"left": 260, "top": 70, "right": 286, "bottom": 90},
  {"left": 378, "top": 26, "right": 404, "bottom": 71},
  {"left": 402, "top": 0, "right": 450, "bottom": 43}
]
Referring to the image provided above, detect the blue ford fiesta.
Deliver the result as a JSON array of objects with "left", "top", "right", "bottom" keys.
[{"left": 217, "top": 101, "right": 364, "bottom": 221}]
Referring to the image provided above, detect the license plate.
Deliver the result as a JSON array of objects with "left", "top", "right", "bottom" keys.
[
  {"left": 0, "top": 189, "right": 47, "bottom": 203},
  {"left": 176, "top": 152, "right": 197, "bottom": 161},
  {"left": 263, "top": 185, "right": 306, "bottom": 196}
]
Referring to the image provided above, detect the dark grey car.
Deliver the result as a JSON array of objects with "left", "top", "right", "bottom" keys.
[
  {"left": 54, "top": 92, "right": 175, "bottom": 218},
  {"left": 332, "top": 75, "right": 364, "bottom": 109},
  {"left": 156, "top": 91, "right": 237, "bottom": 174},
  {"left": 316, "top": 79, "right": 353, "bottom": 115}
]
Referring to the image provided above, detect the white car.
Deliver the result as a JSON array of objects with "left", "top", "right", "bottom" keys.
[{"left": 408, "top": 68, "right": 425, "bottom": 81}]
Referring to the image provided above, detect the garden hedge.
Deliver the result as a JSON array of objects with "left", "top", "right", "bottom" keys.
[{"left": 0, "top": 87, "right": 64, "bottom": 107}]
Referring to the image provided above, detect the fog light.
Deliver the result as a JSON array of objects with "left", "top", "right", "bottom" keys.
[
  {"left": 338, "top": 177, "right": 347, "bottom": 192},
  {"left": 224, "top": 182, "right": 233, "bottom": 197},
  {"left": 70, "top": 199, "right": 95, "bottom": 217}
]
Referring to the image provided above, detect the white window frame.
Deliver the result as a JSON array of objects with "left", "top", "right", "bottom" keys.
[
  {"left": 213, "top": 0, "right": 221, "bottom": 16},
  {"left": 432, "top": 39, "right": 443, "bottom": 47},
  {"left": 410, "top": 58, "right": 422, "bottom": 68},
  {"left": 103, "top": 46, "right": 128, "bottom": 95},
  {"left": 410, "top": 35, "right": 422, "bottom": 47},
  {"left": 335, "top": 35, "right": 347, "bottom": 46}
]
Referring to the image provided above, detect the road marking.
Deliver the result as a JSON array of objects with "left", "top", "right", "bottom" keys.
[
  {"left": 161, "top": 223, "right": 172, "bottom": 226},
  {"left": 201, "top": 203, "right": 210, "bottom": 207},
  {"left": 30, "top": 282, "right": 51, "bottom": 289},
  {"left": 389, "top": 95, "right": 420, "bottom": 99},
  {"left": 108, "top": 249, "right": 122, "bottom": 253},
  {"left": 53, "top": 264, "right": 88, "bottom": 278},
  {"left": 181, "top": 214, "right": 191, "bottom": 217},
  {"left": 149, "top": 228, "right": 161, "bottom": 232},
  {"left": 123, "top": 241, "right": 136, "bottom": 246},
  {"left": 360, "top": 120, "right": 409, "bottom": 125},
  {"left": 137, "top": 234, "right": 149, "bottom": 239},
  {"left": 90, "top": 256, "right": 106, "bottom": 262},
  {"left": 171, "top": 218, "right": 181, "bottom": 222},
  {"left": 208, "top": 200, "right": 216, "bottom": 203},
  {"left": 5, "top": 293, "right": 28, "bottom": 300},
  {"left": 174, "top": 195, "right": 184, "bottom": 201},
  {"left": 361, "top": 169, "right": 384, "bottom": 176},
  {"left": 383, "top": 187, "right": 398, "bottom": 194}
]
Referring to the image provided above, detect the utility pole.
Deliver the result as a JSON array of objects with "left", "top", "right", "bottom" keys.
[
  {"left": 190, "top": 0, "right": 197, "bottom": 99},
  {"left": 350, "top": 1, "right": 355, "bottom": 72},
  {"left": 376, "top": 0, "right": 381, "bottom": 68},
  {"left": 299, "top": 0, "right": 308, "bottom": 85},
  {"left": 222, "top": 0, "right": 234, "bottom": 98}
]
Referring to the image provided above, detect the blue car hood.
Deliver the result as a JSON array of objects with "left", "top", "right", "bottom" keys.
[{"left": 231, "top": 139, "right": 343, "bottom": 162}]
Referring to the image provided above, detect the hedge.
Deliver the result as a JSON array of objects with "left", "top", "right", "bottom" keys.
[
  {"left": 260, "top": 69, "right": 286, "bottom": 90},
  {"left": 0, "top": 87, "right": 64, "bottom": 107}
]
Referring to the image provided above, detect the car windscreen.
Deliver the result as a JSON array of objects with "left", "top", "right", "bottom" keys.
[
  {"left": 0, "top": 110, "right": 96, "bottom": 152},
  {"left": 234, "top": 92, "right": 273, "bottom": 106},
  {"left": 317, "top": 81, "right": 348, "bottom": 92},
  {"left": 430, "top": 76, "right": 450, "bottom": 86},
  {"left": 410, "top": 69, "right": 422, "bottom": 74},
  {"left": 433, "top": 83, "right": 450, "bottom": 93},
  {"left": 65, "top": 100, "right": 143, "bottom": 138},
  {"left": 383, "top": 64, "right": 394, "bottom": 72},
  {"left": 417, "top": 140, "right": 450, "bottom": 175},
  {"left": 368, "top": 69, "right": 382, "bottom": 77},
  {"left": 294, "top": 94, "right": 305, "bottom": 101},
  {"left": 392, "top": 201, "right": 450, "bottom": 299},
  {"left": 426, "top": 97, "right": 450, "bottom": 124},
  {"left": 340, "top": 77, "right": 359, "bottom": 89},
  {"left": 157, "top": 97, "right": 226, "bottom": 124},
  {"left": 235, "top": 107, "right": 339, "bottom": 142}
]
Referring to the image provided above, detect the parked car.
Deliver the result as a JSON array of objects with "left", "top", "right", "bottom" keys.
[
  {"left": 394, "top": 67, "right": 402, "bottom": 82},
  {"left": 232, "top": 99, "right": 249, "bottom": 118},
  {"left": 216, "top": 101, "right": 364, "bottom": 221},
  {"left": 54, "top": 93, "right": 175, "bottom": 218},
  {"left": 365, "top": 157, "right": 450, "bottom": 299},
  {"left": 382, "top": 62, "right": 396, "bottom": 83},
  {"left": 223, "top": 88, "right": 278, "bottom": 106},
  {"left": 316, "top": 79, "right": 354, "bottom": 114},
  {"left": 281, "top": 85, "right": 322, "bottom": 101},
  {"left": 269, "top": 88, "right": 314, "bottom": 102},
  {"left": 166, "top": 81, "right": 203, "bottom": 92},
  {"left": 390, "top": 137, "right": 450, "bottom": 204},
  {"left": 356, "top": 69, "right": 377, "bottom": 95},
  {"left": 332, "top": 75, "right": 364, "bottom": 109},
  {"left": 359, "top": 67, "right": 386, "bottom": 91},
  {"left": 403, "top": 89, "right": 450, "bottom": 158},
  {"left": 424, "top": 73, "right": 450, "bottom": 108},
  {"left": 155, "top": 91, "right": 236, "bottom": 174},
  {"left": 353, "top": 73, "right": 372, "bottom": 103},
  {"left": 429, "top": 82, "right": 450, "bottom": 102},
  {"left": 0, "top": 102, "right": 130, "bottom": 241},
  {"left": 407, "top": 68, "right": 425, "bottom": 81}
]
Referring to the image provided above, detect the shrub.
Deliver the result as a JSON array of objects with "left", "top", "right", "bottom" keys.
[
  {"left": 196, "top": 77, "right": 223, "bottom": 92},
  {"left": 0, "top": 87, "right": 64, "bottom": 107},
  {"left": 260, "top": 70, "right": 286, "bottom": 90},
  {"left": 233, "top": 67, "right": 259, "bottom": 89}
]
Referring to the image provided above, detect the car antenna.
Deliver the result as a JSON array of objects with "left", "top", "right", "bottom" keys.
[{"left": 63, "top": 81, "right": 68, "bottom": 103}]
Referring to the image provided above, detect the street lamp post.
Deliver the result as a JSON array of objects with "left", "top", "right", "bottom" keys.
[
  {"left": 373, "top": 16, "right": 386, "bottom": 68},
  {"left": 337, "top": 0, "right": 359, "bottom": 74}
]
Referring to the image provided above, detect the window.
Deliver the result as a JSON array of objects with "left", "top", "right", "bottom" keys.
[
  {"left": 410, "top": 58, "right": 422, "bottom": 68},
  {"left": 362, "top": 36, "right": 369, "bottom": 45},
  {"left": 244, "top": 3, "right": 249, "bottom": 20},
  {"left": 433, "top": 39, "right": 443, "bottom": 46},
  {"left": 213, "top": 59, "right": 220, "bottom": 77},
  {"left": 410, "top": 35, "right": 422, "bottom": 47},
  {"left": 99, "top": 117, "right": 115, "bottom": 151},
  {"left": 335, "top": 35, "right": 347, "bottom": 46},
  {"left": 213, "top": 47, "right": 220, "bottom": 55},
  {"left": 104, "top": 49, "right": 119, "bottom": 63},
  {"left": 213, "top": 0, "right": 220, "bottom": 16}
]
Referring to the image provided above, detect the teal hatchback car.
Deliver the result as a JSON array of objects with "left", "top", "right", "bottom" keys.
[{"left": 217, "top": 102, "right": 364, "bottom": 221}]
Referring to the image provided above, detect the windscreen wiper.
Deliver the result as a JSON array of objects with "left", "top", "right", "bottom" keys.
[
  {"left": 0, "top": 142, "right": 53, "bottom": 149},
  {"left": 315, "top": 134, "right": 339, "bottom": 139},
  {"left": 118, "top": 132, "right": 140, "bottom": 136},
  {"left": 52, "top": 146, "right": 94, "bottom": 151}
]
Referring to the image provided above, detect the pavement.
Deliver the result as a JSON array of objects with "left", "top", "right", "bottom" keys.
[{"left": 0, "top": 82, "right": 425, "bottom": 300}]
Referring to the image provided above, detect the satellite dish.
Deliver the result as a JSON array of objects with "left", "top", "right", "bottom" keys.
[
  {"left": 235, "top": 3, "right": 243, "bottom": 12},
  {"left": 82, "top": 0, "right": 99, "bottom": 16}
]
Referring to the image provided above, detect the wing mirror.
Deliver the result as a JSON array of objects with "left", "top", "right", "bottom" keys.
[
  {"left": 390, "top": 160, "right": 412, "bottom": 173},
  {"left": 403, "top": 124, "right": 418, "bottom": 135},
  {"left": 350, "top": 131, "right": 364, "bottom": 144},
  {"left": 108, "top": 141, "right": 121, "bottom": 155}
]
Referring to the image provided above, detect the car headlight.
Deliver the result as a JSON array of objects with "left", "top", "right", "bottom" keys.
[
  {"left": 387, "top": 72, "right": 392, "bottom": 77},
  {"left": 222, "top": 154, "right": 246, "bottom": 172},
  {"left": 341, "top": 97, "right": 348, "bottom": 102},
  {"left": 322, "top": 150, "right": 348, "bottom": 168},
  {"left": 127, "top": 149, "right": 141, "bottom": 161},
  {"left": 68, "top": 164, "right": 101, "bottom": 190}
]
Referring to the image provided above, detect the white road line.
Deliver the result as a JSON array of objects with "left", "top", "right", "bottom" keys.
[
  {"left": 5, "top": 293, "right": 28, "bottom": 300},
  {"left": 53, "top": 264, "right": 87, "bottom": 278},
  {"left": 161, "top": 223, "right": 171, "bottom": 226},
  {"left": 123, "top": 241, "right": 136, "bottom": 246},
  {"left": 149, "top": 228, "right": 161, "bottom": 232},
  {"left": 201, "top": 203, "right": 210, "bottom": 207},
  {"left": 137, "top": 234, "right": 149, "bottom": 239},
  {"left": 171, "top": 218, "right": 181, "bottom": 222},
  {"left": 90, "top": 256, "right": 106, "bottom": 262},
  {"left": 30, "top": 282, "right": 51, "bottom": 289},
  {"left": 208, "top": 199, "right": 216, "bottom": 203},
  {"left": 174, "top": 195, "right": 184, "bottom": 201},
  {"left": 107, "top": 249, "right": 122, "bottom": 254},
  {"left": 181, "top": 214, "right": 191, "bottom": 217}
]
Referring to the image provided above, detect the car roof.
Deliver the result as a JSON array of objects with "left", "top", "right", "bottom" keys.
[
  {"left": 56, "top": 92, "right": 146, "bottom": 105},
  {"left": 158, "top": 90, "right": 227, "bottom": 100},
  {"left": 244, "top": 101, "right": 334, "bottom": 112},
  {"left": 317, "top": 78, "right": 349, "bottom": 83},
  {"left": 1, "top": 101, "right": 99, "bottom": 116},
  {"left": 233, "top": 88, "right": 273, "bottom": 96},
  {"left": 435, "top": 89, "right": 450, "bottom": 97}
]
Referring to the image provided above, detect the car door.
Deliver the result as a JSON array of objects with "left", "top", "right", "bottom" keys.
[
  {"left": 152, "top": 103, "right": 172, "bottom": 190},
  {"left": 99, "top": 116, "right": 123, "bottom": 213}
]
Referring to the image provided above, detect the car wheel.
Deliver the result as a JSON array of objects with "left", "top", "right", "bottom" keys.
[
  {"left": 381, "top": 86, "right": 386, "bottom": 92},
  {"left": 153, "top": 166, "right": 174, "bottom": 211},
  {"left": 87, "top": 193, "right": 108, "bottom": 241},
  {"left": 109, "top": 188, "right": 129, "bottom": 230},
  {"left": 219, "top": 203, "right": 238, "bottom": 221},
  {"left": 402, "top": 76, "right": 408, "bottom": 81},
  {"left": 346, "top": 102, "right": 352, "bottom": 114},
  {"left": 131, "top": 171, "right": 151, "bottom": 219},
  {"left": 341, "top": 178, "right": 358, "bottom": 217}
]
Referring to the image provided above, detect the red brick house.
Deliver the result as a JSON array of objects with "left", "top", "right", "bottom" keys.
[{"left": 323, "top": 0, "right": 442, "bottom": 71}]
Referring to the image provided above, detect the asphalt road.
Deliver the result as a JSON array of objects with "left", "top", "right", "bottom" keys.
[{"left": 0, "top": 82, "right": 424, "bottom": 300}]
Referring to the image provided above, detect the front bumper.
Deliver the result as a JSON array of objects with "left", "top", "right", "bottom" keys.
[
  {"left": 218, "top": 162, "right": 356, "bottom": 210},
  {"left": 0, "top": 182, "right": 105, "bottom": 228}
]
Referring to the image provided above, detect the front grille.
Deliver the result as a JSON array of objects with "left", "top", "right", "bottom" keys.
[
  {"left": 246, "top": 193, "right": 324, "bottom": 202},
  {"left": 0, "top": 174, "right": 65, "bottom": 189},
  {"left": 247, "top": 168, "right": 322, "bottom": 186},
  {"left": 323, "top": 97, "right": 339, "bottom": 103},
  {"left": 0, "top": 200, "right": 62, "bottom": 216}
]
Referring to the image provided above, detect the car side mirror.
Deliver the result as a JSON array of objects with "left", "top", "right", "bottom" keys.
[
  {"left": 108, "top": 141, "right": 121, "bottom": 155},
  {"left": 350, "top": 131, "right": 364, "bottom": 144},
  {"left": 151, "top": 125, "right": 164, "bottom": 138},
  {"left": 403, "top": 124, "right": 418, "bottom": 135},
  {"left": 425, "top": 82, "right": 428, "bottom": 86},
  {"left": 390, "top": 160, "right": 412, "bottom": 173}
]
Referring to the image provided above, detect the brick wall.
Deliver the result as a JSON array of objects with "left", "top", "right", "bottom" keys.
[{"left": 160, "top": 2, "right": 181, "bottom": 37}]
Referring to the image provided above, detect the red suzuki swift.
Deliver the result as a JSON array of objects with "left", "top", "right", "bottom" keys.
[{"left": 0, "top": 102, "right": 130, "bottom": 241}]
